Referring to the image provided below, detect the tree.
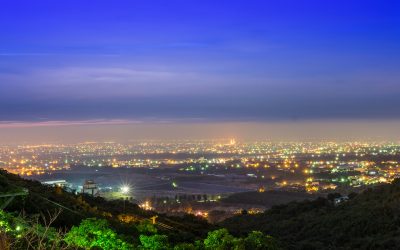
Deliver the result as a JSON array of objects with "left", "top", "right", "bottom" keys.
[
  {"left": 244, "top": 231, "right": 280, "bottom": 250},
  {"left": 173, "top": 242, "right": 196, "bottom": 250},
  {"left": 0, "top": 209, "right": 68, "bottom": 250},
  {"left": 139, "top": 234, "right": 169, "bottom": 250},
  {"left": 64, "top": 218, "right": 132, "bottom": 250},
  {"left": 204, "top": 228, "right": 236, "bottom": 250},
  {"left": 137, "top": 220, "right": 158, "bottom": 235}
]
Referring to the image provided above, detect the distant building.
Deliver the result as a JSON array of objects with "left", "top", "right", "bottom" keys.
[
  {"left": 82, "top": 180, "right": 99, "bottom": 196},
  {"left": 42, "top": 180, "right": 69, "bottom": 188},
  {"left": 336, "top": 165, "right": 356, "bottom": 172},
  {"left": 334, "top": 196, "right": 349, "bottom": 206}
]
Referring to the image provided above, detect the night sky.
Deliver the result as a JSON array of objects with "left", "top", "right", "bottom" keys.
[{"left": 0, "top": 1, "right": 400, "bottom": 142}]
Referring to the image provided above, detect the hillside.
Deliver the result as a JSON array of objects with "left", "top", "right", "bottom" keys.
[
  {"left": 5, "top": 168, "right": 400, "bottom": 249},
  {"left": 221, "top": 190, "right": 316, "bottom": 208},
  {"left": 221, "top": 179, "right": 400, "bottom": 249},
  {"left": 0, "top": 170, "right": 279, "bottom": 249},
  {"left": 0, "top": 169, "right": 215, "bottom": 240}
]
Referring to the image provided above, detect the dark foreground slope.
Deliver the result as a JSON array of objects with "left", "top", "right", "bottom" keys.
[
  {"left": 0, "top": 169, "right": 213, "bottom": 243},
  {"left": 221, "top": 179, "right": 400, "bottom": 249},
  {"left": 0, "top": 170, "right": 282, "bottom": 249},
  {"left": 5, "top": 167, "right": 400, "bottom": 249}
]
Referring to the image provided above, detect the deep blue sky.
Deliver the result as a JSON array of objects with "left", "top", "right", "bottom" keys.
[{"left": 1, "top": 0, "right": 400, "bottom": 123}]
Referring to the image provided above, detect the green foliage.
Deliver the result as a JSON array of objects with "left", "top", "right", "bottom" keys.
[
  {"left": 173, "top": 242, "right": 197, "bottom": 250},
  {"left": 0, "top": 210, "right": 33, "bottom": 242},
  {"left": 203, "top": 228, "right": 237, "bottom": 250},
  {"left": 193, "top": 240, "right": 204, "bottom": 250},
  {"left": 137, "top": 220, "right": 158, "bottom": 235},
  {"left": 0, "top": 211, "right": 15, "bottom": 233},
  {"left": 0, "top": 207, "right": 281, "bottom": 250},
  {"left": 64, "top": 218, "right": 133, "bottom": 250},
  {"left": 0, "top": 210, "right": 66, "bottom": 249},
  {"left": 139, "top": 234, "right": 169, "bottom": 250},
  {"left": 203, "top": 229, "right": 279, "bottom": 250},
  {"left": 244, "top": 231, "right": 280, "bottom": 250}
]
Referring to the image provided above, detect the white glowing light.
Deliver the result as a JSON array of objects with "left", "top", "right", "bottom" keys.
[{"left": 121, "top": 186, "right": 130, "bottom": 194}]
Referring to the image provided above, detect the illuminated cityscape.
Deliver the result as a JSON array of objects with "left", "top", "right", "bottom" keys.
[
  {"left": 1, "top": 140, "right": 400, "bottom": 220},
  {"left": 3, "top": 140, "right": 400, "bottom": 187}
]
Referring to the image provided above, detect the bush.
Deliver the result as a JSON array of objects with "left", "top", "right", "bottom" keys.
[
  {"left": 139, "top": 234, "right": 169, "bottom": 250},
  {"left": 64, "top": 218, "right": 132, "bottom": 250}
]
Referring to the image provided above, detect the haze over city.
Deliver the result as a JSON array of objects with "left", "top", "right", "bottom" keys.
[{"left": 1, "top": 121, "right": 400, "bottom": 144}]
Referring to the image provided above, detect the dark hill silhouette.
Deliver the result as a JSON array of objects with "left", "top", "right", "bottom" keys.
[
  {"left": 221, "top": 179, "right": 400, "bottom": 249},
  {"left": 0, "top": 169, "right": 213, "bottom": 244}
]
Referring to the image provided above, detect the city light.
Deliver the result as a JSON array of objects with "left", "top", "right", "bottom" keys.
[
  {"left": 139, "top": 201, "right": 153, "bottom": 210},
  {"left": 120, "top": 185, "right": 130, "bottom": 194}
]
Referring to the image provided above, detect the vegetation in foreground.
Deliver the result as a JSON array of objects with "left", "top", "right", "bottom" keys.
[{"left": 0, "top": 210, "right": 279, "bottom": 249}]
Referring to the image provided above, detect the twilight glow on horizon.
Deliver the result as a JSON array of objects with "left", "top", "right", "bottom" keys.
[{"left": 0, "top": 1, "right": 400, "bottom": 142}]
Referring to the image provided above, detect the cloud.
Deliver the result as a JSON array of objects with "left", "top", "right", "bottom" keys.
[
  {"left": 1, "top": 63, "right": 400, "bottom": 122},
  {"left": 0, "top": 66, "right": 232, "bottom": 99},
  {"left": 0, "top": 119, "right": 142, "bottom": 128}
]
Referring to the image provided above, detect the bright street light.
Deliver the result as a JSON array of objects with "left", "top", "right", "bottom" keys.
[{"left": 121, "top": 185, "right": 130, "bottom": 194}]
